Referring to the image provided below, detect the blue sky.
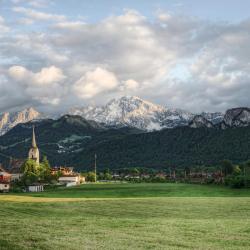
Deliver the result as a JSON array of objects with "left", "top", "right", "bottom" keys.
[{"left": 0, "top": 0, "right": 250, "bottom": 113}]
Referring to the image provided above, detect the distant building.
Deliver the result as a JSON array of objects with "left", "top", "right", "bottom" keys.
[
  {"left": 27, "top": 184, "right": 44, "bottom": 192},
  {"left": 0, "top": 166, "right": 11, "bottom": 192},
  {"left": 51, "top": 166, "right": 74, "bottom": 176},
  {"left": 52, "top": 166, "right": 85, "bottom": 186},
  {"left": 8, "top": 159, "right": 24, "bottom": 181},
  {"left": 28, "top": 126, "right": 39, "bottom": 165}
]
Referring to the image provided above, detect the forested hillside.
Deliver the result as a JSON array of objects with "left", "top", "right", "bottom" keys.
[{"left": 0, "top": 115, "right": 250, "bottom": 171}]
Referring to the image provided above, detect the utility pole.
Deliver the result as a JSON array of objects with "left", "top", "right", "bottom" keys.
[{"left": 94, "top": 154, "right": 97, "bottom": 183}]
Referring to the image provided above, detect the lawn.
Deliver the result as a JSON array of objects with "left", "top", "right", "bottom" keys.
[{"left": 1, "top": 183, "right": 250, "bottom": 250}]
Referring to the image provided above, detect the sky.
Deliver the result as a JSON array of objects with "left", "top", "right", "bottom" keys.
[{"left": 0, "top": 0, "right": 250, "bottom": 114}]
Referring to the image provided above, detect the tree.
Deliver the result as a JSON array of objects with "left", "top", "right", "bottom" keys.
[
  {"left": 104, "top": 172, "right": 112, "bottom": 180},
  {"left": 40, "top": 156, "right": 52, "bottom": 182},
  {"left": 21, "top": 159, "right": 39, "bottom": 185},
  {"left": 233, "top": 165, "right": 241, "bottom": 175},
  {"left": 21, "top": 157, "right": 53, "bottom": 185},
  {"left": 85, "top": 172, "right": 96, "bottom": 182},
  {"left": 221, "top": 160, "right": 234, "bottom": 176}
]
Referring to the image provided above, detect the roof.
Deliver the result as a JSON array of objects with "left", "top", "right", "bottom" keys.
[
  {"left": 32, "top": 126, "right": 37, "bottom": 148},
  {"left": 9, "top": 159, "right": 24, "bottom": 174},
  {"left": 60, "top": 175, "right": 79, "bottom": 178}
]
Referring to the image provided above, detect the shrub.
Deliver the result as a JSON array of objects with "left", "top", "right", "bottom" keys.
[{"left": 225, "top": 175, "right": 245, "bottom": 188}]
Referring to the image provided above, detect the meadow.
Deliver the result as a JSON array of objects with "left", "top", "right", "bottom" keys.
[{"left": 1, "top": 183, "right": 250, "bottom": 250}]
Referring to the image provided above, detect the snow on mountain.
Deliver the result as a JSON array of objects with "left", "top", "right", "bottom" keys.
[
  {"left": 2, "top": 97, "right": 247, "bottom": 135},
  {"left": 200, "top": 112, "right": 224, "bottom": 124},
  {"left": 68, "top": 96, "right": 195, "bottom": 131},
  {"left": 0, "top": 107, "right": 42, "bottom": 135}
]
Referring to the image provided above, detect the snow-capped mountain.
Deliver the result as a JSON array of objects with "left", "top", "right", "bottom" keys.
[
  {"left": 200, "top": 112, "right": 224, "bottom": 125},
  {"left": 0, "top": 107, "right": 42, "bottom": 135},
  {"left": 68, "top": 96, "right": 197, "bottom": 131}
]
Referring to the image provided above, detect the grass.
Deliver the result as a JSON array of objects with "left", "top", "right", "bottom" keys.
[{"left": 1, "top": 183, "right": 250, "bottom": 249}]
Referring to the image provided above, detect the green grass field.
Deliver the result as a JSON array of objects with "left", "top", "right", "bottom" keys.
[{"left": 1, "top": 183, "right": 250, "bottom": 250}]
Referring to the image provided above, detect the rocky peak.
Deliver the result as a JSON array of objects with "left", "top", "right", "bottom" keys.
[
  {"left": 189, "top": 115, "right": 214, "bottom": 128},
  {"left": 0, "top": 107, "right": 42, "bottom": 135},
  {"left": 223, "top": 107, "right": 250, "bottom": 127}
]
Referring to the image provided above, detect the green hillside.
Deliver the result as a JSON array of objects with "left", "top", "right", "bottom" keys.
[{"left": 1, "top": 115, "right": 250, "bottom": 170}]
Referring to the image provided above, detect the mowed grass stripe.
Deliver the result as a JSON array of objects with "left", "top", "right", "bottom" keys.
[{"left": 1, "top": 183, "right": 250, "bottom": 249}]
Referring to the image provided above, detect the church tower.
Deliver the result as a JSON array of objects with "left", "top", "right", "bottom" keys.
[{"left": 28, "top": 126, "right": 40, "bottom": 165}]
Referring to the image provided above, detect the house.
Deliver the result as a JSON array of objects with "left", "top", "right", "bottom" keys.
[
  {"left": 0, "top": 166, "right": 11, "bottom": 192},
  {"left": 51, "top": 166, "right": 74, "bottom": 176},
  {"left": 27, "top": 184, "right": 44, "bottom": 192},
  {"left": 8, "top": 159, "right": 24, "bottom": 181},
  {"left": 54, "top": 166, "right": 85, "bottom": 186},
  {"left": 59, "top": 175, "right": 82, "bottom": 187}
]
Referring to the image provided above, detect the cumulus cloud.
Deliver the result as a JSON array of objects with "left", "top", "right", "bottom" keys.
[
  {"left": 123, "top": 79, "right": 139, "bottom": 90},
  {"left": 73, "top": 67, "right": 119, "bottom": 99},
  {"left": 8, "top": 65, "right": 66, "bottom": 85},
  {"left": 1, "top": 6, "right": 250, "bottom": 113},
  {"left": 7, "top": 66, "right": 66, "bottom": 107}
]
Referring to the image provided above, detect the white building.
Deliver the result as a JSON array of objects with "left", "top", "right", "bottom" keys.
[
  {"left": 0, "top": 183, "right": 10, "bottom": 192},
  {"left": 27, "top": 185, "right": 44, "bottom": 192},
  {"left": 58, "top": 175, "right": 84, "bottom": 187}
]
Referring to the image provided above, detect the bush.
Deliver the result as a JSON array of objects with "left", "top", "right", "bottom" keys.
[{"left": 225, "top": 175, "right": 245, "bottom": 188}]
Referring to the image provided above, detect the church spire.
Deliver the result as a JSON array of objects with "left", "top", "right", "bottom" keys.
[{"left": 32, "top": 125, "right": 37, "bottom": 148}]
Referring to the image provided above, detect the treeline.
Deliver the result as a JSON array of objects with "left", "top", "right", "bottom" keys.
[
  {"left": 73, "top": 126, "right": 250, "bottom": 170},
  {"left": 83, "top": 160, "right": 250, "bottom": 189},
  {"left": 2, "top": 117, "right": 250, "bottom": 171}
]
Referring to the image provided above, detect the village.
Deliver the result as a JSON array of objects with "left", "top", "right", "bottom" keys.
[
  {"left": 1, "top": 125, "right": 249, "bottom": 193},
  {"left": 0, "top": 126, "right": 226, "bottom": 193},
  {"left": 0, "top": 127, "right": 86, "bottom": 193}
]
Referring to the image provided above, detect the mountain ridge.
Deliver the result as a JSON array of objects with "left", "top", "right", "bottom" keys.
[{"left": 1, "top": 96, "right": 250, "bottom": 135}]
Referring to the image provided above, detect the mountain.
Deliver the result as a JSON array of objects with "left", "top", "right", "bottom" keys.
[
  {"left": 200, "top": 112, "right": 224, "bottom": 124},
  {"left": 68, "top": 96, "right": 226, "bottom": 131},
  {"left": 1, "top": 115, "right": 250, "bottom": 171},
  {"left": 0, "top": 115, "right": 143, "bottom": 168},
  {"left": 189, "top": 115, "right": 214, "bottom": 128},
  {"left": 222, "top": 107, "right": 250, "bottom": 128},
  {"left": 0, "top": 107, "right": 42, "bottom": 135},
  {"left": 0, "top": 97, "right": 248, "bottom": 136},
  {"left": 68, "top": 96, "right": 196, "bottom": 131}
]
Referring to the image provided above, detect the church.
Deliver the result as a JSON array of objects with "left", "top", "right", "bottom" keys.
[
  {"left": 28, "top": 126, "right": 40, "bottom": 165},
  {"left": 27, "top": 126, "right": 43, "bottom": 192}
]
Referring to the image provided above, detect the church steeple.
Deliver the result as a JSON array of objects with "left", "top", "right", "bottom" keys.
[
  {"left": 28, "top": 125, "right": 39, "bottom": 165},
  {"left": 32, "top": 125, "right": 37, "bottom": 148}
]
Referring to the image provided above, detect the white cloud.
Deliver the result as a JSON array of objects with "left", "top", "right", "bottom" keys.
[
  {"left": 7, "top": 65, "right": 66, "bottom": 106},
  {"left": 123, "top": 79, "right": 139, "bottom": 90},
  {"left": 13, "top": 7, "right": 66, "bottom": 22},
  {"left": 73, "top": 67, "right": 119, "bottom": 99},
  {"left": 1, "top": 8, "right": 250, "bottom": 113},
  {"left": 53, "top": 21, "right": 86, "bottom": 30},
  {"left": 8, "top": 65, "right": 65, "bottom": 85}
]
